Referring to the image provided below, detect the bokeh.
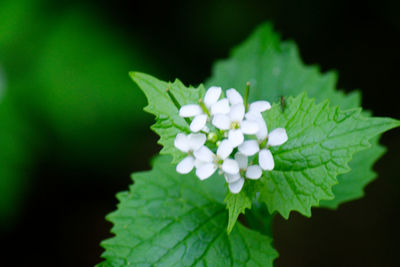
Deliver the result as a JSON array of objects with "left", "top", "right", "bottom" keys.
[{"left": 0, "top": 0, "right": 399, "bottom": 266}]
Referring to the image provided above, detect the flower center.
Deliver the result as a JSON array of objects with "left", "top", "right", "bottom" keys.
[
  {"left": 214, "top": 156, "right": 224, "bottom": 165},
  {"left": 231, "top": 121, "right": 241, "bottom": 129}
]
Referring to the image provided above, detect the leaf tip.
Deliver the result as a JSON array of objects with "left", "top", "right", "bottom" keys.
[
  {"left": 226, "top": 224, "right": 234, "bottom": 235},
  {"left": 129, "top": 71, "right": 153, "bottom": 84},
  {"left": 128, "top": 71, "right": 142, "bottom": 82}
]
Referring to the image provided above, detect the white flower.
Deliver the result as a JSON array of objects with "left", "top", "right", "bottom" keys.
[
  {"left": 244, "top": 110, "right": 268, "bottom": 141},
  {"left": 174, "top": 133, "right": 206, "bottom": 174},
  {"left": 194, "top": 140, "right": 239, "bottom": 180},
  {"left": 238, "top": 119, "right": 288, "bottom": 170},
  {"left": 227, "top": 88, "right": 271, "bottom": 113},
  {"left": 225, "top": 152, "right": 262, "bottom": 194},
  {"left": 226, "top": 88, "right": 244, "bottom": 105},
  {"left": 212, "top": 103, "right": 259, "bottom": 147},
  {"left": 173, "top": 85, "right": 282, "bottom": 188},
  {"left": 179, "top": 86, "right": 230, "bottom": 132}
]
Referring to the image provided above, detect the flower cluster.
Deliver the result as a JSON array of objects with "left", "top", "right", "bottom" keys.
[{"left": 174, "top": 86, "right": 288, "bottom": 194}]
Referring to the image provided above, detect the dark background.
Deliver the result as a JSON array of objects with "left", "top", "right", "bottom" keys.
[{"left": 1, "top": 0, "right": 399, "bottom": 266}]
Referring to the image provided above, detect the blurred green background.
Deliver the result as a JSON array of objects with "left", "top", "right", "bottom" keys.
[{"left": 0, "top": 0, "right": 399, "bottom": 266}]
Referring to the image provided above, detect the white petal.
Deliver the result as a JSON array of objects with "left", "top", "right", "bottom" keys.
[
  {"left": 179, "top": 104, "right": 202, "bottom": 117},
  {"left": 202, "top": 125, "right": 210, "bottom": 133},
  {"left": 211, "top": 98, "right": 230, "bottom": 115},
  {"left": 229, "top": 178, "right": 245, "bottom": 194},
  {"left": 212, "top": 114, "right": 231, "bottom": 130},
  {"left": 222, "top": 158, "right": 239, "bottom": 174},
  {"left": 190, "top": 114, "right": 208, "bottom": 132},
  {"left": 249, "top": 101, "right": 271, "bottom": 113},
  {"left": 188, "top": 133, "right": 206, "bottom": 150},
  {"left": 194, "top": 146, "right": 214, "bottom": 162},
  {"left": 238, "top": 140, "right": 260, "bottom": 156},
  {"left": 246, "top": 165, "right": 262, "bottom": 179},
  {"left": 259, "top": 149, "right": 274, "bottom": 170},
  {"left": 204, "top": 86, "right": 221, "bottom": 107},
  {"left": 245, "top": 110, "right": 263, "bottom": 120},
  {"left": 267, "top": 128, "right": 288, "bottom": 146},
  {"left": 194, "top": 158, "right": 206, "bottom": 168},
  {"left": 174, "top": 133, "right": 190, "bottom": 152},
  {"left": 241, "top": 120, "right": 259, "bottom": 134},
  {"left": 176, "top": 156, "right": 195, "bottom": 174},
  {"left": 245, "top": 113, "right": 268, "bottom": 140},
  {"left": 228, "top": 129, "right": 244, "bottom": 148},
  {"left": 225, "top": 173, "right": 241, "bottom": 183},
  {"left": 217, "top": 140, "right": 233, "bottom": 159},
  {"left": 229, "top": 104, "right": 245, "bottom": 122},
  {"left": 234, "top": 152, "right": 248, "bottom": 169},
  {"left": 255, "top": 118, "right": 268, "bottom": 141},
  {"left": 196, "top": 163, "right": 217, "bottom": 180},
  {"left": 226, "top": 88, "right": 243, "bottom": 105}
]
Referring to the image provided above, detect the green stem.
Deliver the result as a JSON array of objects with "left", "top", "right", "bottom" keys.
[{"left": 244, "top": 82, "right": 250, "bottom": 112}]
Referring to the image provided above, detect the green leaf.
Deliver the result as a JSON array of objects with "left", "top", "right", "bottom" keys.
[
  {"left": 320, "top": 136, "right": 385, "bottom": 208},
  {"left": 206, "top": 23, "right": 360, "bottom": 110},
  {"left": 130, "top": 72, "right": 205, "bottom": 163},
  {"left": 206, "top": 22, "right": 393, "bottom": 215},
  {"left": 130, "top": 71, "right": 399, "bottom": 227},
  {"left": 255, "top": 93, "right": 399, "bottom": 218},
  {"left": 244, "top": 203, "right": 275, "bottom": 237},
  {"left": 130, "top": 23, "right": 399, "bottom": 231},
  {"left": 99, "top": 156, "right": 278, "bottom": 266},
  {"left": 225, "top": 190, "right": 252, "bottom": 234}
]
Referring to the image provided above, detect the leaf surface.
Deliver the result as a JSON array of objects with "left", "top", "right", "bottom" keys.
[
  {"left": 320, "top": 136, "right": 385, "bottom": 208},
  {"left": 131, "top": 72, "right": 205, "bottom": 163},
  {"left": 131, "top": 23, "right": 400, "bottom": 228},
  {"left": 255, "top": 94, "right": 399, "bottom": 218},
  {"left": 206, "top": 23, "right": 395, "bottom": 214},
  {"left": 225, "top": 189, "right": 252, "bottom": 234},
  {"left": 99, "top": 156, "right": 278, "bottom": 267},
  {"left": 206, "top": 23, "right": 360, "bottom": 109}
]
